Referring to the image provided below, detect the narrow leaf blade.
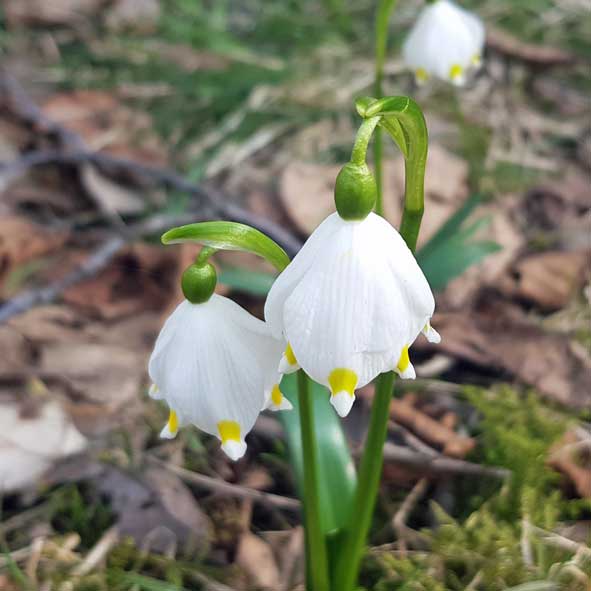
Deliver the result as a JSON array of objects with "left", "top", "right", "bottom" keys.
[
  {"left": 162, "top": 221, "right": 290, "bottom": 272},
  {"left": 278, "top": 373, "right": 357, "bottom": 537}
]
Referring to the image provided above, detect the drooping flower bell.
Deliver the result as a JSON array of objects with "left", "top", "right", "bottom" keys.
[
  {"left": 149, "top": 256, "right": 290, "bottom": 461},
  {"left": 265, "top": 162, "right": 440, "bottom": 418},
  {"left": 402, "top": 0, "right": 485, "bottom": 86}
]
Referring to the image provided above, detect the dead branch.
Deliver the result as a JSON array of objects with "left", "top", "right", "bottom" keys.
[
  {"left": 254, "top": 415, "right": 510, "bottom": 480},
  {"left": 0, "top": 72, "right": 304, "bottom": 323},
  {"left": 390, "top": 399, "right": 475, "bottom": 458},
  {"left": 148, "top": 455, "right": 301, "bottom": 512},
  {"left": 382, "top": 442, "right": 510, "bottom": 480},
  {"left": 392, "top": 477, "right": 430, "bottom": 555},
  {"left": 486, "top": 26, "right": 579, "bottom": 67}
]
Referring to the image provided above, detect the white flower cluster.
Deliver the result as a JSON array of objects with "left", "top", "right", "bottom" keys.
[
  {"left": 149, "top": 213, "right": 439, "bottom": 460},
  {"left": 403, "top": 0, "right": 485, "bottom": 86}
]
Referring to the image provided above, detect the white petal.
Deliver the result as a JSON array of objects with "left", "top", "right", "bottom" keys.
[
  {"left": 403, "top": 0, "right": 485, "bottom": 83},
  {"left": 395, "top": 361, "right": 416, "bottom": 380},
  {"left": 221, "top": 439, "right": 247, "bottom": 461},
  {"left": 330, "top": 391, "right": 355, "bottom": 418},
  {"left": 282, "top": 214, "right": 433, "bottom": 390},
  {"left": 269, "top": 397, "right": 293, "bottom": 411},
  {"left": 149, "top": 383, "right": 163, "bottom": 400},
  {"left": 423, "top": 323, "right": 441, "bottom": 343},
  {"left": 278, "top": 353, "right": 299, "bottom": 374},
  {"left": 159, "top": 423, "right": 177, "bottom": 439},
  {"left": 149, "top": 295, "right": 283, "bottom": 442},
  {"left": 265, "top": 213, "right": 343, "bottom": 339}
]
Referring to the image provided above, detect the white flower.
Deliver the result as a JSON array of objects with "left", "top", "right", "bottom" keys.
[
  {"left": 402, "top": 0, "right": 485, "bottom": 86},
  {"left": 149, "top": 295, "right": 290, "bottom": 461},
  {"left": 265, "top": 212, "right": 440, "bottom": 418}
]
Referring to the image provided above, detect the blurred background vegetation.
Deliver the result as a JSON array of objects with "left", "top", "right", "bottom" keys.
[{"left": 0, "top": 0, "right": 590, "bottom": 590}]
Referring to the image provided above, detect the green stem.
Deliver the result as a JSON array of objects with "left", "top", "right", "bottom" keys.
[
  {"left": 365, "top": 96, "right": 428, "bottom": 252},
  {"left": 351, "top": 116, "right": 381, "bottom": 165},
  {"left": 333, "top": 371, "right": 395, "bottom": 591},
  {"left": 374, "top": 0, "right": 398, "bottom": 215},
  {"left": 335, "top": 96, "right": 428, "bottom": 590},
  {"left": 297, "top": 370, "right": 330, "bottom": 591}
]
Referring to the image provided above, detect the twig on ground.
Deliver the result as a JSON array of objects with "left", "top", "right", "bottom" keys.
[
  {"left": 70, "top": 526, "right": 119, "bottom": 577},
  {"left": 381, "top": 442, "right": 510, "bottom": 480},
  {"left": 0, "top": 235, "right": 125, "bottom": 323},
  {"left": 521, "top": 516, "right": 535, "bottom": 567},
  {"left": 486, "top": 26, "right": 579, "bottom": 67},
  {"left": 530, "top": 525, "right": 591, "bottom": 558},
  {"left": 148, "top": 455, "right": 301, "bottom": 511},
  {"left": 392, "top": 478, "right": 430, "bottom": 555},
  {"left": 0, "top": 71, "right": 303, "bottom": 323},
  {"left": 254, "top": 416, "right": 510, "bottom": 480},
  {"left": 390, "top": 399, "right": 475, "bottom": 458},
  {"left": 25, "top": 536, "right": 45, "bottom": 584}
]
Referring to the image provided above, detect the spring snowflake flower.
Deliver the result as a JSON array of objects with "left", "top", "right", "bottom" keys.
[
  {"left": 402, "top": 0, "right": 485, "bottom": 86},
  {"left": 149, "top": 295, "right": 290, "bottom": 461},
  {"left": 265, "top": 212, "right": 440, "bottom": 418}
]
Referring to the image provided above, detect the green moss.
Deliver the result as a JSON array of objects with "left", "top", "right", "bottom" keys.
[{"left": 359, "top": 387, "right": 590, "bottom": 590}]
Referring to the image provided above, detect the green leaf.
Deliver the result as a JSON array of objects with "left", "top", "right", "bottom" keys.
[
  {"left": 417, "top": 195, "right": 502, "bottom": 291},
  {"left": 278, "top": 373, "right": 357, "bottom": 537},
  {"left": 162, "top": 221, "right": 290, "bottom": 272},
  {"left": 218, "top": 266, "right": 275, "bottom": 296}
]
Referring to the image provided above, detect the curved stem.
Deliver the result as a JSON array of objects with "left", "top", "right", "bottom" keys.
[
  {"left": 297, "top": 370, "right": 330, "bottom": 591},
  {"left": 351, "top": 116, "right": 381, "bottom": 165},
  {"left": 333, "top": 371, "right": 395, "bottom": 591},
  {"left": 374, "top": 0, "right": 398, "bottom": 215},
  {"left": 195, "top": 246, "right": 218, "bottom": 265},
  {"left": 366, "top": 96, "right": 428, "bottom": 251}
]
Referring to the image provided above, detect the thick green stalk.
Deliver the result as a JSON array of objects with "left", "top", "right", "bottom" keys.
[
  {"left": 333, "top": 371, "right": 395, "bottom": 590},
  {"left": 297, "top": 370, "right": 330, "bottom": 591},
  {"left": 374, "top": 0, "right": 398, "bottom": 215},
  {"left": 335, "top": 96, "right": 428, "bottom": 590}
]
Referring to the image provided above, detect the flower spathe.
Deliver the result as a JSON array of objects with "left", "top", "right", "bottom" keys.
[
  {"left": 265, "top": 212, "right": 440, "bottom": 418},
  {"left": 149, "top": 294, "right": 290, "bottom": 461},
  {"left": 402, "top": 0, "right": 485, "bottom": 86}
]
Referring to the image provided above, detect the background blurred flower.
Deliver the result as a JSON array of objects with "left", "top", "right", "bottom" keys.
[{"left": 403, "top": 0, "right": 485, "bottom": 85}]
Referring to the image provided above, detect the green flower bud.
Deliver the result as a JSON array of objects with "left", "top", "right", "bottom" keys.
[
  {"left": 334, "top": 162, "right": 377, "bottom": 221},
  {"left": 181, "top": 261, "right": 217, "bottom": 304}
]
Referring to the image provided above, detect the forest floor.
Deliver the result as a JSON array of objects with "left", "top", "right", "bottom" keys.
[{"left": 0, "top": 1, "right": 590, "bottom": 590}]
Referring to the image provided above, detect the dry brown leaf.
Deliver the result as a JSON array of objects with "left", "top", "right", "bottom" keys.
[
  {"left": 39, "top": 342, "right": 144, "bottom": 431},
  {"left": 486, "top": 26, "right": 578, "bottom": 66},
  {"left": 0, "top": 325, "right": 34, "bottom": 373},
  {"left": 548, "top": 429, "right": 591, "bottom": 498},
  {"left": 431, "top": 302, "right": 591, "bottom": 409},
  {"left": 383, "top": 144, "right": 470, "bottom": 246},
  {"left": 279, "top": 144, "right": 469, "bottom": 239},
  {"left": 7, "top": 306, "right": 83, "bottom": 343},
  {"left": 80, "top": 163, "right": 146, "bottom": 216},
  {"left": 104, "top": 0, "right": 161, "bottom": 34},
  {"left": 239, "top": 466, "right": 273, "bottom": 491},
  {"left": 52, "top": 462, "right": 212, "bottom": 554},
  {"left": 0, "top": 215, "right": 67, "bottom": 284},
  {"left": 3, "top": 0, "right": 105, "bottom": 26},
  {"left": 390, "top": 399, "right": 475, "bottom": 458},
  {"left": 62, "top": 243, "right": 176, "bottom": 319},
  {"left": 506, "top": 251, "right": 589, "bottom": 311},
  {"left": 0, "top": 398, "right": 86, "bottom": 492},
  {"left": 279, "top": 161, "right": 339, "bottom": 235},
  {"left": 42, "top": 91, "right": 167, "bottom": 166},
  {"left": 236, "top": 532, "right": 281, "bottom": 590}
]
